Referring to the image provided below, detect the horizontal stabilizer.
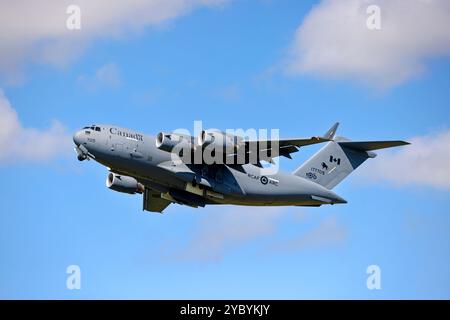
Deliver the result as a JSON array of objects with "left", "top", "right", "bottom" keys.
[{"left": 338, "top": 140, "right": 410, "bottom": 151}]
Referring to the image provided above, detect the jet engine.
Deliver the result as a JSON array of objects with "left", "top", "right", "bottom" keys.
[
  {"left": 106, "top": 172, "right": 144, "bottom": 194},
  {"left": 155, "top": 132, "right": 180, "bottom": 152},
  {"left": 197, "top": 130, "right": 239, "bottom": 150}
]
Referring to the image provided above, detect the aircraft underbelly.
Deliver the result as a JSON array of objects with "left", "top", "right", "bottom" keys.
[{"left": 221, "top": 194, "right": 314, "bottom": 206}]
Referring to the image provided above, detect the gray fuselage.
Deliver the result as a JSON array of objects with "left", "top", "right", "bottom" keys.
[{"left": 73, "top": 124, "right": 346, "bottom": 207}]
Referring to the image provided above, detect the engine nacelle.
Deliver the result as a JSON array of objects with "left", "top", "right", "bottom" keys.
[
  {"left": 197, "top": 130, "right": 214, "bottom": 146},
  {"left": 197, "top": 130, "right": 238, "bottom": 151},
  {"left": 106, "top": 172, "right": 144, "bottom": 194},
  {"left": 155, "top": 132, "right": 192, "bottom": 153}
]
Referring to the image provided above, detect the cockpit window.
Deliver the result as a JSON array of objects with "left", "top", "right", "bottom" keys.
[
  {"left": 82, "top": 125, "right": 100, "bottom": 132},
  {"left": 82, "top": 125, "right": 100, "bottom": 131}
]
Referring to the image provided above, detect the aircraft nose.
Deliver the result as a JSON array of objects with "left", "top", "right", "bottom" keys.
[{"left": 73, "top": 130, "right": 83, "bottom": 146}]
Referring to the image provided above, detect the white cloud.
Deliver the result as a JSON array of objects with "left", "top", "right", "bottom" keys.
[
  {"left": 0, "top": 0, "right": 227, "bottom": 83},
  {"left": 77, "top": 63, "right": 121, "bottom": 90},
  {"left": 359, "top": 130, "right": 450, "bottom": 189},
  {"left": 268, "top": 215, "right": 348, "bottom": 252},
  {"left": 0, "top": 90, "right": 71, "bottom": 163},
  {"left": 171, "top": 207, "right": 285, "bottom": 262},
  {"left": 160, "top": 207, "right": 347, "bottom": 262},
  {"left": 285, "top": 0, "right": 450, "bottom": 88}
]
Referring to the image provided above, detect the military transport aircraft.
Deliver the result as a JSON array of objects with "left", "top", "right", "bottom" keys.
[{"left": 73, "top": 123, "right": 408, "bottom": 213}]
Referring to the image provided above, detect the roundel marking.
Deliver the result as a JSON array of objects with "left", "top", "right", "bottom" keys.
[{"left": 260, "top": 176, "right": 268, "bottom": 185}]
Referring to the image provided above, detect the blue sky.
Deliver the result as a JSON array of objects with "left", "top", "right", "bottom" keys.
[{"left": 0, "top": 0, "right": 449, "bottom": 299}]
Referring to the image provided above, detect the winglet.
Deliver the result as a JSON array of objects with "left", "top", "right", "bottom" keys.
[{"left": 323, "top": 122, "right": 339, "bottom": 140}]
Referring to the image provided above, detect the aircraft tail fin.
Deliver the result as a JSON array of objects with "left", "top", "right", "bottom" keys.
[{"left": 293, "top": 136, "right": 409, "bottom": 190}]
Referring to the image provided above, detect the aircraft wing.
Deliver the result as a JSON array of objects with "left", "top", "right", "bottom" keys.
[
  {"left": 155, "top": 123, "right": 337, "bottom": 166},
  {"left": 235, "top": 123, "right": 338, "bottom": 163},
  {"left": 143, "top": 188, "right": 171, "bottom": 213},
  {"left": 243, "top": 136, "right": 330, "bottom": 162}
]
